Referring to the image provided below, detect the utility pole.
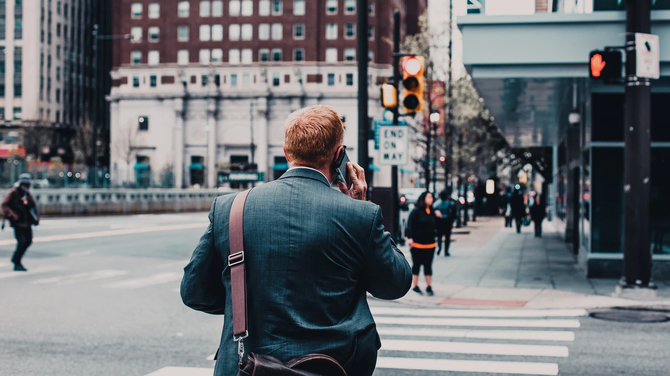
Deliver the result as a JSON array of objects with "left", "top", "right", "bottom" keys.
[
  {"left": 391, "top": 10, "right": 401, "bottom": 242},
  {"left": 425, "top": 79, "right": 433, "bottom": 191},
  {"left": 445, "top": 0, "right": 454, "bottom": 190},
  {"left": 621, "top": 0, "right": 654, "bottom": 289},
  {"left": 357, "top": 0, "right": 370, "bottom": 188}
]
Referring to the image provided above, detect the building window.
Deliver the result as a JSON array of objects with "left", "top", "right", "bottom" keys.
[
  {"left": 229, "top": 49, "right": 240, "bottom": 64},
  {"left": 149, "top": 3, "right": 160, "bottom": 18},
  {"left": 150, "top": 75, "right": 157, "bottom": 87},
  {"left": 178, "top": 1, "right": 190, "bottom": 17},
  {"left": 272, "top": 48, "right": 282, "bottom": 62},
  {"left": 0, "top": 85, "right": 4, "bottom": 97},
  {"left": 148, "top": 27, "right": 160, "bottom": 42},
  {"left": 369, "top": 2, "right": 375, "bottom": 15},
  {"left": 326, "top": 24, "right": 337, "bottom": 40},
  {"left": 272, "top": 0, "right": 282, "bottom": 15},
  {"left": 259, "top": 0, "right": 270, "bottom": 15},
  {"left": 346, "top": 73, "right": 354, "bottom": 86},
  {"left": 325, "top": 48, "right": 337, "bottom": 62},
  {"left": 327, "top": 73, "right": 335, "bottom": 86},
  {"left": 258, "top": 24, "right": 269, "bottom": 40},
  {"left": 178, "top": 26, "right": 189, "bottom": 41},
  {"left": 293, "top": 48, "right": 304, "bottom": 62},
  {"left": 326, "top": 0, "right": 337, "bottom": 14},
  {"left": 241, "top": 24, "right": 253, "bottom": 40},
  {"left": 133, "top": 76, "right": 140, "bottom": 87},
  {"left": 131, "top": 3, "right": 143, "bottom": 18},
  {"left": 55, "top": 89, "right": 60, "bottom": 102},
  {"left": 200, "top": 1, "right": 211, "bottom": 17},
  {"left": 56, "top": 23, "right": 61, "bottom": 37},
  {"left": 272, "top": 73, "right": 280, "bottom": 87},
  {"left": 345, "top": 0, "right": 355, "bottom": 13},
  {"left": 56, "top": 46, "right": 61, "bottom": 59},
  {"left": 200, "top": 25, "right": 211, "bottom": 41},
  {"left": 259, "top": 48, "right": 269, "bottom": 62},
  {"left": 131, "top": 51, "right": 142, "bottom": 64},
  {"left": 229, "top": 24, "right": 240, "bottom": 40},
  {"left": 212, "top": 24, "right": 223, "bottom": 41},
  {"left": 138, "top": 116, "right": 149, "bottom": 131},
  {"left": 294, "top": 23, "right": 304, "bottom": 39},
  {"left": 242, "top": 73, "right": 250, "bottom": 87},
  {"left": 200, "top": 49, "right": 211, "bottom": 65},
  {"left": 271, "top": 23, "right": 282, "bottom": 40},
  {"left": 241, "top": 48, "right": 252, "bottom": 64},
  {"left": 344, "top": 48, "right": 355, "bottom": 61},
  {"left": 229, "top": 0, "right": 241, "bottom": 16},
  {"left": 231, "top": 74, "right": 238, "bottom": 87},
  {"left": 212, "top": 1, "right": 223, "bottom": 16},
  {"left": 56, "top": 67, "right": 61, "bottom": 81},
  {"left": 13, "top": 107, "right": 22, "bottom": 120},
  {"left": 212, "top": 48, "right": 223, "bottom": 63},
  {"left": 148, "top": 50, "right": 160, "bottom": 65},
  {"left": 178, "top": 50, "right": 189, "bottom": 65},
  {"left": 368, "top": 50, "right": 374, "bottom": 63},
  {"left": 15, "top": 85, "right": 22, "bottom": 97},
  {"left": 368, "top": 25, "right": 374, "bottom": 40},
  {"left": 345, "top": 23, "right": 355, "bottom": 38},
  {"left": 202, "top": 75, "right": 209, "bottom": 86},
  {"left": 294, "top": 0, "right": 305, "bottom": 15},
  {"left": 131, "top": 27, "right": 142, "bottom": 42},
  {"left": 241, "top": 0, "right": 253, "bottom": 15}
]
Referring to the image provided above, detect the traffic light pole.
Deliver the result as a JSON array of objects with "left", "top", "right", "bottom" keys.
[
  {"left": 621, "top": 0, "right": 654, "bottom": 289},
  {"left": 391, "top": 10, "right": 400, "bottom": 242},
  {"left": 357, "top": 0, "right": 370, "bottom": 193}
]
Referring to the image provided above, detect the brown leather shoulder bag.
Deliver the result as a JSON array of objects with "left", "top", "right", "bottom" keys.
[{"left": 229, "top": 190, "right": 348, "bottom": 376}]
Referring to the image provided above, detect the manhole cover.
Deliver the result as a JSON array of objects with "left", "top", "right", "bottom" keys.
[{"left": 590, "top": 308, "right": 670, "bottom": 323}]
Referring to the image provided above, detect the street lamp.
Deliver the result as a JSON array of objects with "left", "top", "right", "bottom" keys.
[{"left": 430, "top": 111, "right": 440, "bottom": 194}]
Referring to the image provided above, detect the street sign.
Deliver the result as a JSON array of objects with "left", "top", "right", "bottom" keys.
[
  {"left": 378, "top": 125, "right": 409, "bottom": 166},
  {"left": 374, "top": 120, "right": 406, "bottom": 150},
  {"left": 635, "top": 33, "right": 660, "bottom": 79}
]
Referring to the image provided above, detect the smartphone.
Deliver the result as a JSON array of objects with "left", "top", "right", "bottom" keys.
[{"left": 334, "top": 149, "right": 353, "bottom": 188}]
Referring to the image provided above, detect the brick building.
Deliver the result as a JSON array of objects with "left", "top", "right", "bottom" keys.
[{"left": 109, "top": 0, "right": 426, "bottom": 188}]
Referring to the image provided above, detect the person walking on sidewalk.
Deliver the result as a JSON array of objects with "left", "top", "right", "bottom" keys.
[
  {"left": 511, "top": 187, "right": 527, "bottom": 234},
  {"left": 501, "top": 186, "right": 513, "bottom": 227},
  {"left": 2, "top": 174, "right": 39, "bottom": 271},
  {"left": 435, "top": 189, "right": 456, "bottom": 257},
  {"left": 406, "top": 191, "right": 442, "bottom": 296},
  {"left": 530, "top": 193, "right": 546, "bottom": 238}
]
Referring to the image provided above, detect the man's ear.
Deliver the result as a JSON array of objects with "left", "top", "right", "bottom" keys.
[{"left": 283, "top": 146, "right": 290, "bottom": 163}]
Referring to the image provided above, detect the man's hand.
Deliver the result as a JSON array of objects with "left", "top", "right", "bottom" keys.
[
  {"left": 337, "top": 162, "right": 367, "bottom": 201},
  {"left": 407, "top": 238, "right": 413, "bottom": 248}
]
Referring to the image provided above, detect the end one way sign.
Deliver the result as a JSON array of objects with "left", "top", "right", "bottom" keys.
[{"left": 378, "top": 125, "right": 409, "bottom": 166}]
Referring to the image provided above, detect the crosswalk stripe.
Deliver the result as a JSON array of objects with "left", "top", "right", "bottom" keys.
[
  {"left": 372, "top": 307, "right": 587, "bottom": 318},
  {"left": 102, "top": 272, "right": 182, "bottom": 289},
  {"left": 375, "top": 316, "right": 581, "bottom": 328},
  {"left": 0, "top": 266, "right": 64, "bottom": 279},
  {"left": 376, "top": 357, "right": 559, "bottom": 375},
  {"left": 144, "top": 366, "right": 212, "bottom": 376},
  {"left": 377, "top": 327, "right": 575, "bottom": 341},
  {"left": 381, "top": 339, "right": 569, "bottom": 357},
  {"left": 33, "top": 270, "right": 129, "bottom": 285}
]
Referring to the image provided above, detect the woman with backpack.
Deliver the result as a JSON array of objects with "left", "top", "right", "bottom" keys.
[
  {"left": 405, "top": 191, "right": 443, "bottom": 296},
  {"left": 2, "top": 173, "right": 39, "bottom": 271}
]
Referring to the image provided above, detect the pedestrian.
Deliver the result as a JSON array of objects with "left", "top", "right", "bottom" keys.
[
  {"left": 405, "top": 191, "right": 442, "bottom": 296},
  {"left": 2, "top": 173, "right": 39, "bottom": 271},
  {"left": 530, "top": 193, "right": 546, "bottom": 238},
  {"left": 181, "top": 105, "right": 412, "bottom": 376},
  {"left": 501, "top": 186, "right": 513, "bottom": 227},
  {"left": 435, "top": 189, "right": 456, "bottom": 257},
  {"left": 511, "top": 186, "right": 527, "bottom": 234}
]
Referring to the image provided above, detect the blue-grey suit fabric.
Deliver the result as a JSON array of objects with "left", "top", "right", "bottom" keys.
[{"left": 181, "top": 168, "right": 412, "bottom": 376}]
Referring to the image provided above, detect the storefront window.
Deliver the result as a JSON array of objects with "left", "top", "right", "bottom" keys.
[
  {"left": 651, "top": 148, "right": 670, "bottom": 254},
  {"left": 591, "top": 148, "right": 623, "bottom": 253}
]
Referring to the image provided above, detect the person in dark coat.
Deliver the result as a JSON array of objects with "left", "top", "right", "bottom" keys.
[
  {"left": 510, "top": 187, "right": 527, "bottom": 234},
  {"left": 2, "top": 173, "right": 38, "bottom": 271},
  {"left": 530, "top": 193, "right": 546, "bottom": 238},
  {"left": 500, "top": 186, "right": 513, "bottom": 227},
  {"left": 405, "top": 191, "right": 443, "bottom": 296},
  {"left": 434, "top": 189, "right": 456, "bottom": 256}
]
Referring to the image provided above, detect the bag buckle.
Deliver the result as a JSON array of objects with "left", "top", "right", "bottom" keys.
[
  {"left": 228, "top": 251, "right": 244, "bottom": 267},
  {"left": 234, "top": 331, "right": 248, "bottom": 365}
]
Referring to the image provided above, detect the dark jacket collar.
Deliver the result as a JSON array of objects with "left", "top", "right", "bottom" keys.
[{"left": 278, "top": 167, "right": 331, "bottom": 187}]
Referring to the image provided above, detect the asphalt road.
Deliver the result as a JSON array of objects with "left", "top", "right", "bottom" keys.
[{"left": 1, "top": 213, "right": 669, "bottom": 376}]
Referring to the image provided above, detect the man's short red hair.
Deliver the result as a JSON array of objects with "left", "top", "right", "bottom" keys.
[{"left": 284, "top": 105, "right": 344, "bottom": 169}]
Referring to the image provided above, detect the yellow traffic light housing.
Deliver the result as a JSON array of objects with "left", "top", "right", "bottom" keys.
[
  {"left": 381, "top": 83, "right": 397, "bottom": 109},
  {"left": 401, "top": 56, "right": 424, "bottom": 113}
]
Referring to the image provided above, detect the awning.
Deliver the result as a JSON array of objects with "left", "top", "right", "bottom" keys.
[
  {"left": 134, "top": 163, "right": 150, "bottom": 171},
  {"left": 368, "top": 163, "right": 381, "bottom": 172},
  {"left": 272, "top": 162, "right": 289, "bottom": 171},
  {"left": 189, "top": 163, "right": 205, "bottom": 170}
]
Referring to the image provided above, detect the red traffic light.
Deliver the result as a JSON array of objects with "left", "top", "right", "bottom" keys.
[
  {"left": 590, "top": 53, "right": 606, "bottom": 77},
  {"left": 589, "top": 50, "right": 622, "bottom": 81},
  {"left": 439, "top": 156, "right": 446, "bottom": 163},
  {"left": 402, "top": 57, "right": 422, "bottom": 76}
]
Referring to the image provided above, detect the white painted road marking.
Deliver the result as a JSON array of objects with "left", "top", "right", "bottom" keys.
[
  {"left": 377, "top": 327, "right": 575, "bottom": 341},
  {"left": 33, "top": 270, "right": 129, "bottom": 285},
  {"left": 376, "top": 357, "right": 559, "bottom": 375},
  {"left": 371, "top": 307, "right": 588, "bottom": 318},
  {"left": 375, "top": 316, "right": 581, "bottom": 328},
  {"left": 66, "top": 250, "right": 95, "bottom": 257},
  {"left": 144, "top": 367, "right": 213, "bottom": 376},
  {"left": 0, "top": 266, "right": 64, "bottom": 279},
  {"left": 103, "top": 272, "right": 182, "bottom": 289},
  {"left": 381, "top": 339, "right": 569, "bottom": 357}
]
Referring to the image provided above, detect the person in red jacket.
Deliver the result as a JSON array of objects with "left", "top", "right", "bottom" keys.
[{"left": 2, "top": 173, "right": 38, "bottom": 271}]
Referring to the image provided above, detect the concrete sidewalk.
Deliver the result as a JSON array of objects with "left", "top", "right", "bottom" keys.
[{"left": 391, "top": 217, "right": 670, "bottom": 309}]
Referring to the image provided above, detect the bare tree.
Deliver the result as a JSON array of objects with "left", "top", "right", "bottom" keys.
[
  {"left": 113, "top": 125, "right": 139, "bottom": 186},
  {"left": 23, "top": 125, "right": 55, "bottom": 162},
  {"left": 71, "top": 117, "right": 95, "bottom": 165}
]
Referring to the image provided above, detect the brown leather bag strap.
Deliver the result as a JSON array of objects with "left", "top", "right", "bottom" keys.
[{"left": 229, "top": 189, "right": 251, "bottom": 345}]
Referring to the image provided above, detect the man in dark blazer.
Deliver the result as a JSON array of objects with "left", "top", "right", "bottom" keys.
[{"left": 181, "top": 105, "right": 412, "bottom": 376}]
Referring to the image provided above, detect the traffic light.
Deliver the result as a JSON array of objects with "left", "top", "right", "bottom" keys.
[
  {"left": 401, "top": 56, "right": 424, "bottom": 113},
  {"left": 380, "top": 83, "right": 397, "bottom": 109},
  {"left": 589, "top": 50, "right": 623, "bottom": 80},
  {"left": 439, "top": 156, "right": 446, "bottom": 163}
]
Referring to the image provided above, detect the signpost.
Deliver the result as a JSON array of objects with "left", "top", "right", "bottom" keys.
[
  {"left": 635, "top": 33, "right": 660, "bottom": 79},
  {"left": 378, "top": 125, "right": 409, "bottom": 166}
]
